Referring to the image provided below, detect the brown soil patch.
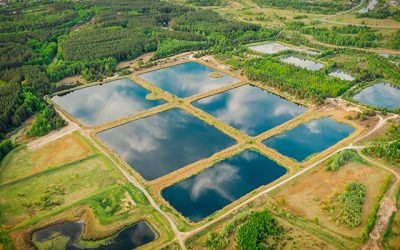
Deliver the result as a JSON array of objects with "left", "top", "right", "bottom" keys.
[
  {"left": 30, "top": 133, "right": 92, "bottom": 173},
  {"left": 273, "top": 162, "right": 390, "bottom": 238}
]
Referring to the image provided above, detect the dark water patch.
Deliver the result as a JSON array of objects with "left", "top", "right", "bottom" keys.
[
  {"left": 52, "top": 79, "right": 164, "bottom": 126},
  {"left": 32, "top": 221, "right": 156, "bottom": 250},
  {"left": 162, "top": 150, "right": 287, "bottom": 222},
  {"left": 353, "top": 83, "right": 400, "bottom": 110},
  {"left": 263, "top": 117, "right": 354, "bottom": 162},
  {"left": 97, "top": 108, "right": 236, "bottom": 181},
  {"left": 138, "top": 62, "right": 239, "bottom": 98},
  {"left": 192, "top": 85, "right": 307, "bottom": 136}
]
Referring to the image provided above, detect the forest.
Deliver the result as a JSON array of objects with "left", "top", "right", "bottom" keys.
[
  {"left": 253, "top": 0, "right": 357, "bottom": 14},
  {"left": 363, "top": 124, "right": 400, "bottom": 164},
  {"left": 243, "top": 56, "right": 351, "bottom": 103},
  {"left": 300, "top": 25, "right": 382, "bottom": 48}
]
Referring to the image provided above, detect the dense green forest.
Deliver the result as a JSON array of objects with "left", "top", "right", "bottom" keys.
[
  {"left": 300, "top": 25, "right": 382, "bottom": 48},
  {"left": 325, "top": 149, "right": 364, "bottom": 172},
  {"left": 235, "top": 210, "right": 283, "bottom": 249},
  {"left": 243, "top": 57, "right": 351, "bottom": 103},
  {"left": 253, "top": 0, "right": 358, "bottom": 14},
  {"left": 338, "top": 182, "right": 366, "bottom": 228},
  {"left": 363, "top": 123, "right": 400, "bottom": 164}
]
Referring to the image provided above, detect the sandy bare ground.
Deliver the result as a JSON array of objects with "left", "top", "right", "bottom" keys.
[{"left": 27, "top": 110, "right": 79, "bottom": 150}]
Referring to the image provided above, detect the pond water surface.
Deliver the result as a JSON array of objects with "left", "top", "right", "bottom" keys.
[
  {"left": 162, "top": 150, "right": 287, "bottom": 222},
  {"left": 192, "top": 85, "right": 307, "bottom": 136},
  {"left": 280, "top": 56, "right": 324, "bottom": 71},
  {"left": 359, "top": 0, "right": 378, "bottom": 13},
  {"left": 98, "top": 108, "right": 236, "bottom": 180},
  {"left": 328, "top": 70, "right": 355, "bottom": 81},
  {"left": 249, "top": 42, "right": 320, "bottom": 55},
  {"left": 52, "top": 79, "right": 164, "bottom": 126},
  {"left": 138, "top": 62, "right": 239, "bottom": 98},
  {"left": 263, "top": 117, "right": 354, "bottom": 162},
  {"left": 32, "top": 221, "right": 156, "bottom": 249},
  {"left": 353, "top": 83, "right": 400, "bottom": 110}
]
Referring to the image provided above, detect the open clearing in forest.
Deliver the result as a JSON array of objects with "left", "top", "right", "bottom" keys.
[
  {"left": 0, "top": 132, "right": 93, "bottom": 185},
  {"left": 272, "top": 160, "right": 391, "bottom": 238}
]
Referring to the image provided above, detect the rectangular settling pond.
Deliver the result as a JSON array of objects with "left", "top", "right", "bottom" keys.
[
  {"left": 280, "top": 56, "right": 324, "bottom": 71},
  {"left": 138, "top": 62, "right": 239, "bottom": 98},
  {"left": 263, "top": 117, "right": 354, "bottom": 162},
  {"left": 52, "top": 79, "right": 164, "bottom": 126},
  {"left": 193, "top": 85, "right": 307, "bottom": 136},
  {"left": 97, "top": 108, "right": 236, "bottom": 181},
  {"left": 353, "top": 82, "right": 400, "bottom": 110},
  {"left": 162, "top": 150, "right": 287, "bottom": 222}
]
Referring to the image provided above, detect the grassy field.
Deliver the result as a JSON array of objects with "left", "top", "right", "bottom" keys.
[
  {"left": 0, "top": 132, "right": 94, "bottom": 185},
  {"left": 271, "top": 159, "right": 391, "bottom": 239},
  {"left": 0, "top": 154, "right": 125, "bottom": 228}
]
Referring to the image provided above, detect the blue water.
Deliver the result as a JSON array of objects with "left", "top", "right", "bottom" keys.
[
  {"left": 263, "top": 117, "right": 354, "bottom": 162},
  {"left": 138, "top": 62, "right": 239, "bottom": 98},
  {"left": 162, "top": 150, "right": 287, "bottom": 222},
  {"left": 192, "top": 85, "right": 307, "bottom": 136},
  {"left": 97, "top": 108, "right": 236, "bottom": 181},
  {"left": 52, "top": 79, "right": 164, "bottom": 126},
  {"left": 353, "top": 83, "right": 400, "bottom": 110}
]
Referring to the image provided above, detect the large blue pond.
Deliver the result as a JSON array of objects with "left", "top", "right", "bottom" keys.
[
  {"left": 52, "top": 79, "right": 164, "bottom": 126},
  {"left": 138, "top": 62, "right": 239, "bottom": 98},
  {"left": 192, "top": 85, "right": 307, "bottom": 136},
  {"left": 97, "top": 108, "right": 236, "bottom": 181},
  {"left": 162, "top": 150, "right": 287, "bottom": 222},
  {"left": 263, "top": 117, "right": 354, "bottom": 162},
  {"left": 353, "top": 83, "right": 400, "bottom": 110}
]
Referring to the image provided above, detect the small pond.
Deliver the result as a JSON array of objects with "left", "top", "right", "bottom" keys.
[
  {"left": 162, "top": 150, "right": 287, "bottom": 222},
  {"left": 280, "top": 56, "right": 324, "bottom": 71},
  {"left": 192, "top": 85, "right": 307, "bottom": 136},
  {"left": 138, "top": 62, "right": 239, "bottom": 98},
  {"left": 248, "top": 42, "right": 291, "bottom": 54},
  {"left": 359, "top": 0, "right": 378, "bottom": 13},
  {"left": 32, "top": 221, "right": 156, "bottom": 250},
  {"left": 97, "top": 108, "right": 236, "bottom": 181},
  {"left": 52, "top": 79, "right": 164, "bottom": 126},
  {"left": 249, "top": 42, "right": 320, "bottom": 55},
  {"left": 328, "top": 70, "right": 355, "bottom": 81},
  {"left": 263, "top": 117, "right": 354, "bottom": 162},
  {"left": 353, "top": 82, "right": 400, "bottom": 110}
]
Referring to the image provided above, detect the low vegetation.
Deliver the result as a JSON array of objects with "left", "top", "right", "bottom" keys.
[
  {"left": 253, "top": 0, "right": 357, "bottom": 14},
  {"left": 325, "top": 150, "right": 364, "bottom": 172},
  {"left": 338, "top": 182, "right": 366, "bottom": 228},
  {"left": 235, "top": 210, "right": 283, "bottom": 250},
  {"left": 363, "top": 123, "right": 400, "bottom": 165}
]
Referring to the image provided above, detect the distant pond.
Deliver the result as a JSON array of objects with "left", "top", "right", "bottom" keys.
[
  {"left": 138, "top": 62, "right": 239, "bottom": 98},
  {"left": 263, "top": 117, "right": 354, "bottom": 162},
  {"left": 162, "top": 150, "right": 287, "bottom": 222},
  {"left": 280, "top": 56, "right": 324, "bottom": 71},
  {"left": 192, "top": 85, "right": 307, "bottom": 136},
  {"left": 353, "top": 82, "right": 400, "bottom": 110},
  {"left": 52, "top": 79, "right": 164, "bottom": 126}
]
